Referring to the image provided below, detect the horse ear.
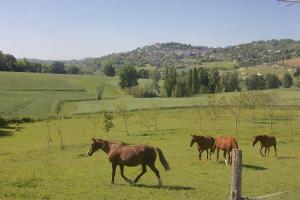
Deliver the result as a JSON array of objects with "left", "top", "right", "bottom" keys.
[{"left": 91, "top": 138, "right": 96, "bottom": 142}]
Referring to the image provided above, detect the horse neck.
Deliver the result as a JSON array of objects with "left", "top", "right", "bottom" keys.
[{"left": 100, "top": 141, "right": 111, "bottom": 154}]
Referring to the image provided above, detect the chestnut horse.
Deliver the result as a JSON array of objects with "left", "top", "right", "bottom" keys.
[
  {"left": 190, "top": 135, "right": 215, "bottom": 160},
  {"left": 252, "top": 135, "right": 277, "bottom": 157},
  {"left": 87, "top": 138, "right": 170, "bottom": 187},
  {"left": 212, "top": 136, "right": 238, "bottom": 165}
]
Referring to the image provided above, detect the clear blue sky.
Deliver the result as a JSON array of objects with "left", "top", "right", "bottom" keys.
[{"left": 0, "top": 0, "right": 300, "bottom": 60}]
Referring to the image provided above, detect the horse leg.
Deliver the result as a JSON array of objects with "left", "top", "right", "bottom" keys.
[
  {"left": 260, "top": 146, "right": 264, "bottom": 157},
  {"left": 228, "top": 150, "right": 232, "bottom": 164},
  {"left": 149, "top": 164, "right": 162, "bottom": 187},
  {"left": 267, "top": 147, "right": 270, "bottom": 157},
  {"left": 223, "top": 150, "right": 228, "bottom": 165},
  {"left": 119, "top": 164, "right": 132, "bottom": 184},
  {"left": 133, "top": 164, "right": 147, "bottom": 184},
  {"left": 111, "top": 163, "right": 117, "bottom": 184},
  {"left": 216, "top": 148, "right": 220, "bottom": 162},
  {"left": 199, "top": 150, "right": 204, "bottom": 160},
  {"left": 264, "top": 147, "right": 267, "bottom": 158},
  {"left": 274, "top": 145, "right": 277, "bottom": 157},
  {"left": 206, "top": 149, "right": 209, "bottom": 160}
]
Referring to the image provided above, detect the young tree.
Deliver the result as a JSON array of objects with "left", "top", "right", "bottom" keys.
[
  {"left": 227, "top": 93, "right": 242, "bottom": 136},
  {"left": 118, "top": 66, "right": 138, "bottom": 89},
  {"left": 265, "top": 92, "right": 280, "bottom": 131},
  {"left": 196, "top": 107, "right": 203, "bottom": 132},
  {"left": 139, "top": 111, "right": 154, "bottom": 140},
  {"left": 151, "top": 103, "right": 160, "bottom": 131},
  {"left": 285, "top": 100, "right": 296, "bottom": 142},
  {"left": 101, "top": 111, "right": 114, "bottom": 139},
  {"left": 45, "top": 118, "right": 52, "bottom": 147},
  {"left": 96, "top": 82, "right": 105, "bottom": 100},
  {"left": 88, "top": 115, "right": 100, "bottom": 138},
  {"left": 282, "top": 73, "right": 293, "bottom": 88},
  {"left": 206, "top": 94, "right": 220, "bottom": 133},
  {"left": 54, "top": 114, "right": 64, "bottom": 149},
  {"left": 114, "top": 102, "right": 130, "bottom": 136},
  {"left": 241, "top": 91, "right": 258, "bottom": 120}
]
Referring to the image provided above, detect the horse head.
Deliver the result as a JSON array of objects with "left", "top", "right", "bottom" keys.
[
  {"left": 252, "top": 136, "right": 259, "bottom": 146},
  {"left": 190, "top": 135, "right": 196, "bottom": 147},
  {"left": 87, "top": 138, "right": 109, "bottom": 156}
]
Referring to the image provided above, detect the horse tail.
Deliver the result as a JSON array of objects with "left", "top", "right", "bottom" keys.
[{"left": 156, "top": 148, "right": 170, "bottom": 171}]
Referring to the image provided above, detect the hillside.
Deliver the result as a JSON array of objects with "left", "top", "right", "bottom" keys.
[
  {"left": 0, "top": 72, "right": 121, "bottom": 118},
  {"left": 70, "top": 39, "right": 300, "bottom": 70}
]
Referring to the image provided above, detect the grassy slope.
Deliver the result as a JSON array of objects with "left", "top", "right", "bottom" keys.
[
  {"left": 0, "top": 108, "right": 299, "bottom": 199},
  {"left": 0, "top": 72, "right": 121, "bottom": 118},
  {"left": 60, "top": 88, "right": 300, "bottom": 115}
]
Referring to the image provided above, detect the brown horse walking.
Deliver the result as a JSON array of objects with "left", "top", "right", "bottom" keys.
[
  {"left": 212, "top": 136, "right": 238, "bottom": 165},
  {"left": 252, "top": 135, "right": 277, "bottom": 157},
  {"left": 190, "top": 135, "right": 215, "bottom": 160},
  {"left": 87, "top": 138, "right": 170, "bottom": 187}
]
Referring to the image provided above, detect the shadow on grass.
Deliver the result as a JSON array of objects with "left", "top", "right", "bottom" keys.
[
  {"left": 243, "top": 164, "right": 267, "bottom": 171},
  {"left": 277, "top": 156, "right": 297, "bottom": 160},
  {"left": 118, "top": 183, "right": 195, "bottom": 190},
  {"left": 0, "top": 129, "right": 13, "bottom": 138}
]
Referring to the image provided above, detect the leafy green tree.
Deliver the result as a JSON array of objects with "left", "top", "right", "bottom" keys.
[
  {"left": 118, "top": 66, "right": 138, "bottom": 89},
  {"left": 49, "top": 61, "right": 66, "bottom": 74},
  {"left": 173, "top": 71, "right": 191, "bottom": 97},
  {"left": 208, "top": 69, "right": 220, "bottom": 93},
  {"left": 282, "top": 73, "right": 293, "bottom": 88},
  {"left": 265, "top": 74, "right": 281, "bottom": 89},
  {"left": 150, "top": 68, "right": 160, "bottom": 96},
  {"left": 101, "top": 111, "right": 114, "bottom": 139},
  {"left": 163, "top": 67, "right": 177, "bottom": 97},
  {"left": 138, "top": 69, "right": 149, "bottom": 78},
  {"left": 65, "top": 65, "right": 80, "bottom": 74},
  {"left": 114, "top": 102, "right": 130, "bottom": 136},
  {"left": 192, "top": 67, "right": 200, "bottom": 94},
  {"left": 245, "top": 74, "right": 265, "bottom": 90},
  {"left": 103, "top": 62, "right": 116, "bottom": 76}
]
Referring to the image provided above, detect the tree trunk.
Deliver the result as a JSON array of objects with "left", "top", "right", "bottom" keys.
[{"left": 124, "top": 118, "right": 129, "bottom": 136}]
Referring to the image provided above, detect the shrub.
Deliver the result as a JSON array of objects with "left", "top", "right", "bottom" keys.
[{"left": 0, "top": 115, "right": 8, "bottom": 127}]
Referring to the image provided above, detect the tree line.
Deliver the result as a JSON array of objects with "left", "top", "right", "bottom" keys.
[
  {"left": 0, "top": 51, "right": 80, "bottom": 74},
  {"left": 164, "top": 67, "right": 294, "bottom": 98}
]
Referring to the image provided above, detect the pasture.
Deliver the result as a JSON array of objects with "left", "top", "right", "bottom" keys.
[
  {"left": 1, "top": 107, "right": 300, "bottom": 199},
  {"left": 0, "top": 72, "right": 121, "bottom": 118}
]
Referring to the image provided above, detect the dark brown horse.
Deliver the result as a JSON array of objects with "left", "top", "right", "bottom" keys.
[
  {"left": 87, "top": 138, "right": 170, "bottom": 187},
  {"left": 252, "top": 135, "right": 277, "bottom": 157},
  {"left": 212, "top": 136, "right": 238, "bottom": 165},
  {"left": 190, "top": 135, "right": 215, "bottom": 160}
]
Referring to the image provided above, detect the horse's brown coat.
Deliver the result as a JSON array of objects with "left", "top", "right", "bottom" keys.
[
  {"left": 212, "top": 136, "right": 239, "bottom": 164},
  {"left": 190, "top": 135, "right": 215, "bottom": 160},
  {"left": 252, "top": 135, "right": 277, "bottom": 157},
  {"left": 87, "top": 138, "right": 170, "bottom": 186}
]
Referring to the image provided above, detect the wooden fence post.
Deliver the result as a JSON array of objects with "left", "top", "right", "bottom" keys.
[{"left": 230, "top": 149, "right": 242, "bottom": 200}]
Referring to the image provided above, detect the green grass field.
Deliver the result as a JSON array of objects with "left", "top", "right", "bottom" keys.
[
  {"left": 0, "top": 71, "right": 300, "bottom": 199},
  {"left": 0, "top": 107, "right": 299, "bottom": 199},
  {"left": 0, "top": 72, "right": 121, "bottom": 118}
]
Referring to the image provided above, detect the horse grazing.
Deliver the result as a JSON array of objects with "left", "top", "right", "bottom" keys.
[
  {"left": 252, "top": 135, "right": 277, "bottom": 157},
  {"left": 87, "top": 138, "right": 170, "bottom": 187},
  {"left": 190, "top": 135, "right": 215, "bottom": 160},
  {"left": 212, "top": 136, "right": 238, "bottom": 165}
]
